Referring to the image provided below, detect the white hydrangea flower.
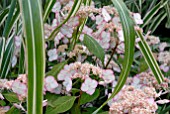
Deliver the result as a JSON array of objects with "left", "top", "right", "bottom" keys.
[
  {"left": 54, "top": 32, "right": 64, "bottom": 46},
  {"left": 60, "top": 25, "right": 73, "bottom": 38},
  {"left": 81, "top": 78, "right": 98, "bottom": 95},
  {"left": 156, "top": 99, "right": 170, "bottom": 104},
  {"left": 99, "top": 31, "right": 110, "bottom": 49},
  {"left": 12, "top": 56, "right": 17, "bottom": 68},
  {"left": 63, "top": 77, "right": 72, "bottom": 91},
  {"left": 0, "top": 106, "right": 10, "bottom": 113},
  {"left": 102, "top": 70, "right": 115, "bottom": 84},
  {"left": 67, "top": 16, "right": 79, "bottom": 27},
  {"left": 52, "top": 84, "right": 62, "bottom": 94},
  {"left": 118, "top": 30, "right": 124, "bottom": 41},
  {"left": 159, "top": 42, "right": 167, "bottom": 52},
  {"left": 14, "top": 36, "right": 21, "bottom": 48},
  {"left": 12, "top": 80, "right": 27, "bottom": 96},
  {"left": 0, "top": 93, "right": 4, "bottom": 100},
  {"left": 96, "top": 15, "right": 104, "bottom": 25},
  {"left": 102, "top": 8, "right": 111, "bottom": 22},
  {"left": 133, "top": 13, "right": 143, "bottom": 25},
  {"left": 52, "top": 2, "right": 61, "bottom": 13},
  {"left": 160, "top": 64, "right": 169, "bottom": 72},
  {"left": 45, "top": 76, "right": 58, "bottom": 92},
  {"left": 13, "top": 103, "right": 26, "bottom": 111},
  {"left": 47, "top": 49, "right": 58, "bottom": 61},
  {"left": 52, "top": 19, "right": 58, "bottom": 27},
  {"left": 112, "top": 17, "right": 120, "bottom": 27},
  {"left": 58, "top": 64, "right": 76, "bottom": 80}
]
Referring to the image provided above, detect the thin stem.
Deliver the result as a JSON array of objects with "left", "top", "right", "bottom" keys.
[{"left": 105, "top": 39, "right": 119, "bottom": 69}]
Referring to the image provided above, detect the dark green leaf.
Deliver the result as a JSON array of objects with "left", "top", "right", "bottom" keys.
[
  {"left": 0, "top": 7, "right": 9, "bottom": 27},
  {"left": 165, "top": 3, "right": 170, "bottom": 28},
  {"left": 0, "top": 36, "right": 14, "bottom": 78},
  {"left": 70, "top": 103, "right": 81, "bottom": 114},
  {"left": 0, "top": 37, "right": 5, "bottom": 69},
  {"left": 83, "top": 34, "right": 105, "bottom": 64},
  {"left": 141, "top": 0, "right": 168, "bottom": 28},
  {"left": 3, "top": 0, "right": 17, "bottom": 38},
  {"left": 43, "top": 0, "right": 56, "bottom": 22},
  {"left": 6, "top": 106, "right": 21, "bottom": 114},
  {"left": 0, "top": 100, "right": 6, "bottom": 106},
  {"left": 3, "top": 93, "right": 20, "bottom": 103},
  {"left": 46, "top": 60, "right": 68, "bottom": 77},
  {"left": 98, "top": 111, "right": 109, "bottom": 114},
  {"left": 46, "top": 96, "right": 76, "bottom": 114},
  {"left": 80, "top": 89, "right": 100, "bottom": 105}
]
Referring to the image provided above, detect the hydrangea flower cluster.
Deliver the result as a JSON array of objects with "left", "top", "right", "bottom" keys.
[
  {"left": 108, "top": 70, "right": 170, "bottom": 114},
  {"left": 0, "top": 74, "right": 27, "bottom": 101},
  {"left": 109, "top": 86, "right": 158, "bottom": 114},
  {"left": 157, "top": 42, "right": 170, "bottom": 72},
  {"left": 57, "top": 62, "right": 115, "bottom": 95},
  {"left": 131, "top": 71, "right": 170, "bottom": 90}
]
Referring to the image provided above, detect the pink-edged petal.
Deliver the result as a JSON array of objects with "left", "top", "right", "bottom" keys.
[
  {"left": 52, "top": 2, "right": 61, "bottom": 13},
  {"left": 91, "top": 80, "right": 98, "bottom": 88},
  {"left": 86, "top": 88, "right": 95, "bottom": 95},
  {"left": 133, "top": 13, "right": 143, "bottom": 25},
  {"left": 52, "top": 84, "right": 62, "bottom": 94},
  {"left": 45, "top": 76, "right": 58, "bottom": 92},
  {"left": 60, "top": 25, "right": 73, "bottom": 38},
  {"left": 102, "top": 8, "right": 111, "bottom": 22},
  {"left": 63, "top": 77, "right": 72, "bottom": 91},
  {"left": 84, "top": 78, "right": 92, "bottom": 84},
  {"left": 57, "top": 71, "right": 65, "bottom": 81},
  {"left": 96, "top": 15, "right": 104, "bottom": 25},
  {"left": 67, "top": 16, "right": 79, "bottom": 27},
  {"left": 156, "top": 99, "right": 170, "bottom": 104},
  {"left": 81, "top": 83, "right": 88, "bottom": 92}
]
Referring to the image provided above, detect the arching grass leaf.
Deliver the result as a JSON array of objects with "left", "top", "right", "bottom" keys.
[
  {"left": 137, "top": 30, "right": 164, "bottom": 84},
  {"left": 93, "top": 0, "right": 135, "bottom": 113}
]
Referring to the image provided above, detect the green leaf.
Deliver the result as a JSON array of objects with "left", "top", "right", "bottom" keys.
[
  {"left": 3, "top": 0, "right": 17, "bottom": 38},
  {"left": 82, "top": 107, "right": 98, "bottom": 114},
  {"left": 139, "top": 57, "right": 149, "bottom": 72},
  {"left": 19, "top": 0, "right": 46, "bottom": 114},
  {"left": 46, "top": 60, "right": 68, "bottom": 77},
  {"left": 70, "top": 103, "right": 81, "bottom": 114},
  {"left": 93, "top": 0, "right": 135, "bottom": 113},
  {"left": 0, "top": 7, "right": 9, "bottom": 27},
  {"left": 6, "top": 106, "right": 21, "bottom": 114},
  {"left": 80, "top": 89, "right": 100, "bottom": 105},
  {"left": 164, "top": 3, "right": 170, "bottom": 28},
  {"left": 83, "top": 34, "right": 105, "bottom": 64},
  {"left": 43, "top": 0, "right": 56, "bottom": 22},
  {"left": 0, "top": 37, "right": 5, "bottom": 70},
  {"left": 141, "top": 0, "right": 168, "bottom": 28},
  {"left": 3, "top": 93, "right": 20, "bottom": 103},
  {"left": 98, "top": 111, "right": 109, "bottom": 114},
  {"left": 46, "top": 96, "right": 76, "bottom": 114},
  {"left": 137, "top": 30, "right": 164, "bottom": 84},
  {"left": 159, "top": 105, "right": 170, "bottom": 114},
  {"left": 0, "top": 100, "right": 6, "bottom": 106},
  {"left": 45, "top": 93, "right": 61, "bottom": 107},
  {"left": 0, "top": 36, "right": 14, "bottom": 78},
  {"left": 18, "top": 42, "right": 25, "bottom": 74},
  {"left": 4, "top": 5, "right": 20, "bottom": 39},
  {"left": 70, "top": 0, "right": 91, "bottom": 50},
  {"left": 47, "top": 0, "right": 83, "bottom": 41},
  {"left": 148, "top": 11, "right": 167, "bottom": 33}
]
